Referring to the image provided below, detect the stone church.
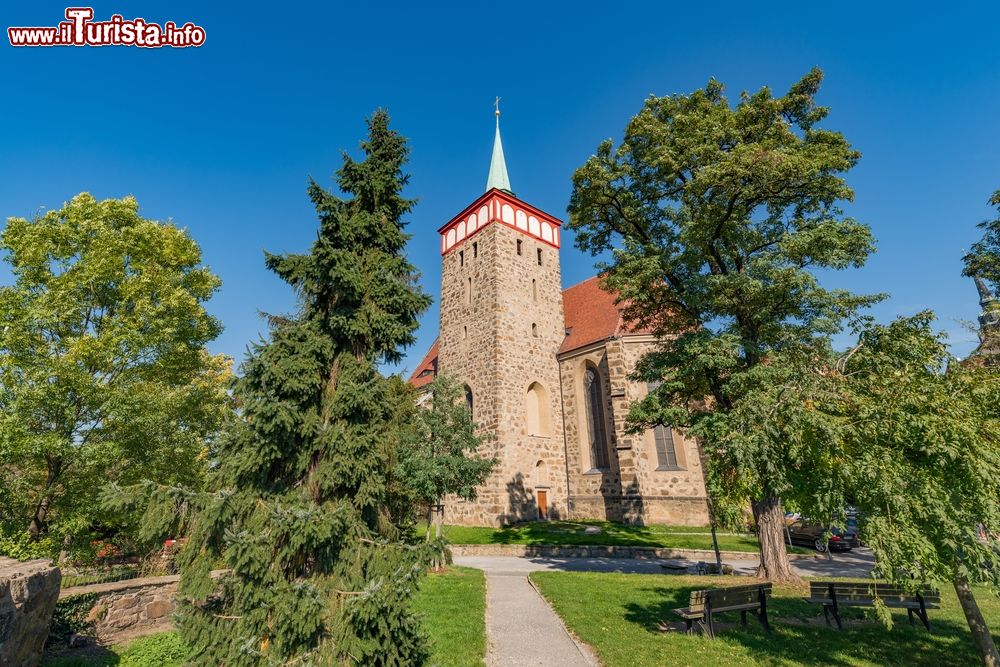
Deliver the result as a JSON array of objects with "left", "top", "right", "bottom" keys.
[{"left": 409, "top": 111, "right": 710, "bottom": 527}]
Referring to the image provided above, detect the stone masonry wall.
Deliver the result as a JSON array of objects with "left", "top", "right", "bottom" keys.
[
  {"left": 439, "top": 221, "right": 567, "bottom": 525},
  {"left": 58, "top": 575, "right": 178, "bottom": 646},
  {"left": 559, "top": 337, "right": 710, "bottom": 526},
  {"left": 0, "top": 557, "right": 62, "bottom": 667}
]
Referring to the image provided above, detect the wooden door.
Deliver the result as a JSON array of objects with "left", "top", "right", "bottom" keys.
[{"left": 537, "top": 489, "right": 548, "bottom": 520}]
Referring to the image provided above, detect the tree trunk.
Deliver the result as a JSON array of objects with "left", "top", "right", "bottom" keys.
[
  {"left": 434, "top": 504, "right": 443, "bottom": 541},
  {"left": 954, "top": 573, "right": 1000, "bottom": 666},
  {"left": 704, "top": 493, "right": 723, "bottom": 573},
  {"left": 425, "top": 505, "right": 433, "bottom": 542},
  {"left": 27, "top": 456, "right": 62, "bottom": 540},
  {"left": 751, "top": 494, "right": 799, "bottom": 582}
]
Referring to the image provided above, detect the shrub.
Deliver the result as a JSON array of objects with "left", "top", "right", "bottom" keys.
[
  {"left": 47, "top": 594, "right": 99, "bottom": 647},
  {"left": 0, "top": 528, "right": 60, "bottom": 561}
]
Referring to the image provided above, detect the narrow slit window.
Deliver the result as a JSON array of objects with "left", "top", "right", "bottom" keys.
[
  {"left": 532, "top": 323, "right": 538, "bottom": 337},
  {"left": 463, "top": 325, "right": 468, "bottom": 339},
  {"left": 473, "top": 242, "right": 478, "bottom": 258},
  {"left": 516, "top": 239, "right": 523, "bottom": 255},
  {"left": 467, "top": 277, "right": 472, "bottom": 304},
  {"left": 532, "top": 279, "right": 537, "bottom": 302},
  {"left": 459, "top": 250, "right": 464, "bottom": 267},
  {"left": 536, "top": 248, "right": 543, "bottom": 265}
]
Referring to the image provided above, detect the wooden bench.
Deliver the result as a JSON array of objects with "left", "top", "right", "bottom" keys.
[
  {"left": 806, "top": 581, "right": 940, "bottom": 630},
  {"left": 673, "top": 583, "right": 772, "bottom": 638}
]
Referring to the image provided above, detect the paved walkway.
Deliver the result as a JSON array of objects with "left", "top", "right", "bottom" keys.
[
  {"left": 457, "top": 548, "right": 874, "bottom": 578},
  {"left": 483, "top": 567, "right": 598, "bottom": 666},
  {"left": 455, "top": 549, "right": 875, "bottom": 666}
]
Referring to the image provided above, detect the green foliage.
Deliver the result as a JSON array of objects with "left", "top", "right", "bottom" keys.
[
  {"left": 566, "top": 70, "right": 878, "bottom": 576},
  {"left": 963, "top": 189, "right": 1000, "bottom": 289},
  {"left": 0, "top": 527, "right": 60, "bottom": 561},
  {"left": 47, "top": 593, "right": 99, "bottom": 647},
  {"left": 836, "top": 314, "right": 1000, "bottom": 589},
  {"left": 399, "top": 373, "right": 497, "bottom": 509},
  {"left": 115, "top": 632, "right": 189, "bottom": 667},
  {"left": 172, "top": 111, "right": 434, "bottom": 665},
  {"left": 0, "top": 193, "right": 231, "bottom": 545}
]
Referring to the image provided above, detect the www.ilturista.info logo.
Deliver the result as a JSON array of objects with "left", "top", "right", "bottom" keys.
[{"left": 8, "top": 8, "right": 205, "bottom": 48}]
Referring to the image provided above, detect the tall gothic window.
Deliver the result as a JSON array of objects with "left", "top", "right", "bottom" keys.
[{"left": 584, "top": 366, "right": 610, "bottom": 469}]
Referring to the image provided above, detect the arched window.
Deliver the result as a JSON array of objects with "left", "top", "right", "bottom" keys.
[
  {"left": 464, "top": 385, "right": 474, "bottom": 415},
  {"left": 526, "top": 382, "right": 551, "bottom": 436},
  {"left": 584, "top": 366, "right": 610, "bottom": 469}
]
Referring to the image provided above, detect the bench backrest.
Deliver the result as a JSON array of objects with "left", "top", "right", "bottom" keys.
[
  {"left": 687, "top": 583, "right": 772, "bottom": 612},
  {"left": 809, "top": 581, "right": 940, "bottom": 604}
]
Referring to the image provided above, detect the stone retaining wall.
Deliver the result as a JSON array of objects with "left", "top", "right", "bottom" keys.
[
  {"left": 59, "top": 574, "right": 179, "bottom": 645},
  {"left": 0, "top": 557, "right": 62, "bottom": 667},
  {"left": 449, "top": 543, "right": 818, "bottom": 561}
]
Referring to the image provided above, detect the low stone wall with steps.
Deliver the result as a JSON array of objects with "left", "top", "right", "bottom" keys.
[{"left": 450, "top": 543, "right": 818, "bottom": 561}]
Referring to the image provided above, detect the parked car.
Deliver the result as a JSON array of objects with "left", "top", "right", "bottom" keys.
[{"left": 785, "top": 520, "right": 859, "bottom": 552}]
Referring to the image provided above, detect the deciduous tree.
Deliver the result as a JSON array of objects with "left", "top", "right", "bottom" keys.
[
  {"left": 836, "top": 314, "right": 1000, "bottom": 666},
  {"left": 399, "top": 373, "right": 496, "bottom": 547},
  {"left": 0, "top": 193, "right": 229, "bottom": 549},
  {"left": 567, "top": 69, "right": 878, "bottom": 581}
]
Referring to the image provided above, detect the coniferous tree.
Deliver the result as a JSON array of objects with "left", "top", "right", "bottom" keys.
[{"left": 174, "top": 111, "right": 433, "bottom": 666}]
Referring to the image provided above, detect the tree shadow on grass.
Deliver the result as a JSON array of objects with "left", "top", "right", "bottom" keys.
[
  {"left": 486, "top": 518, "right": 660, "bottom": 546},
  {"left": 621, "top": 586, "right": 983, "bottom": 667},
  {"left": 42, "top": 644, "right": 120, "bottom": 667}
]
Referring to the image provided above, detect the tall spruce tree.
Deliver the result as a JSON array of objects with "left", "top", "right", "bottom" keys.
[{"left": 174, "top": 111, "right": 433, "bottom": 665}]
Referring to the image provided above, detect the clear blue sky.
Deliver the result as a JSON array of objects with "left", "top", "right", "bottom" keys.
[{"left": 2, "top": 2, "right": 998, "bottom": 373}]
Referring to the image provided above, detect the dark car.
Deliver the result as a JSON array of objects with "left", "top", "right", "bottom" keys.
[{"left": 785, "top": 520, "right": 859, "bottom": 552}]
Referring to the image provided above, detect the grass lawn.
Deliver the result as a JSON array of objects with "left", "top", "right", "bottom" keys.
[
  {"left": 531, "top": 571, "right": 1000, "bottom": 667},
  {"left": 43, "top": 631, "right": 188, "bottom": 666},
  {"left": 413, "top": 566, "right": 488, "bottom": 666},
  {"left": 427, "top": 519, "right": 811, "bottom": 554},
  {"left": 45, "top": 566, "right": 487, "bottom": 667}
]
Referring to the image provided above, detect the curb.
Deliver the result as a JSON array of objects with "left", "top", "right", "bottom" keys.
[{"left": 450, "top": 543, "right": 819, "bottom": 561}]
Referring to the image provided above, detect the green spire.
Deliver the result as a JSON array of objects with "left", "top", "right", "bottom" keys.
[{"left": 486, "top": 98, "right": 512, "bottom": 193}]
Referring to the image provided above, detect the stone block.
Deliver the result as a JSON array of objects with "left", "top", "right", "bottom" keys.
[{"left": 144, "top": 600, "right": 174, "bottom": 619}]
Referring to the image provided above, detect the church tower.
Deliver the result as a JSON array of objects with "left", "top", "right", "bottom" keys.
[{"left": 437, "top": 105, "right": 567, "bottom": 525}]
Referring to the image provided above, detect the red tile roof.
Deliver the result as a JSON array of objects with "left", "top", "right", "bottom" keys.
[
  {"left": 408, "top": 338, "right": 439, "bottom": 388},
  {"left": 407, "top": 276, "right": 650, "bottom": 388}
]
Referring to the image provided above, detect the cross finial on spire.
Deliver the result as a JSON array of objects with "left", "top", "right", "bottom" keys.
[{"left": 486, "top": 97, "right": 512, "bottom": 193}]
